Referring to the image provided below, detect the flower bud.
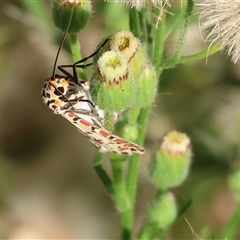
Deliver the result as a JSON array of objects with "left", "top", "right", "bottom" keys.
[
  {"left": 148, "top": 192, "right": 177, "bottom": 230},
  {"left": 110, "top": 30, "right": 147, "bottom": 79},
  {"left": 90, "top": 50, "right": 136, "bottom": 113},
  {"left": 52, "top": 0, "right": 91, "bottom": 33},
  {"left": 90, "top": 31, "right": 153, "bottom": 116},
  {"left": 150, "top": 131, "right": 192, "bottom": 190},
  {"left": 134, "top": 64, "right": 157, "bottom": 109}
]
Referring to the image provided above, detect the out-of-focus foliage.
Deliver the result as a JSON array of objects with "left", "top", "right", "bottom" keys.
[{"left": 0, "top": 1, "right": 239, "bottom": 239}]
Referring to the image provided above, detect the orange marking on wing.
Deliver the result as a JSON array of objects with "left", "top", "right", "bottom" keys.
[
  {"left": 99, "top": 130, "right": 109, "bottom": 137},
  {"left": 79, "top": 119, "right": 91, "bottom": 127},
  {"left": 59, "top": 78, "right": 69, "bottom": 88},
  {"left": 119, "top": 147, "right": 129, "bottom": 151},
  {"left": 68, "top": 113, "right": 75, "bottom": 118},
  {"left": 49, "top": 80, "right": 56, "bottom": 86},
  {"left": 54, "top": 99, "right": 61, "bottom": 106},
  {"left": 115, "top": 138, "right": 125, "bottom": 143},
  {"left": 68, "top": 112, "right": 74, "bottom": 118}
]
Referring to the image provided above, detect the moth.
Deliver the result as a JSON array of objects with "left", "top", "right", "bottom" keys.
[{"left": 41, "top": 12, "right": 145, "bottom": 155}]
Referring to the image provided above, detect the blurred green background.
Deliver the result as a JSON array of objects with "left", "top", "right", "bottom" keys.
[{"left": 0, "top": 1, "right": 239, "bottom": 239}]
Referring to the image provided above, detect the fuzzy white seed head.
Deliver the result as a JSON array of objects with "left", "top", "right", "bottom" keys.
[
  {"left": 196, "top": 0, "right": 240, "bottom": 64},
  {"left": 105, "top": 0, "right": 169, "bottom": 10}
]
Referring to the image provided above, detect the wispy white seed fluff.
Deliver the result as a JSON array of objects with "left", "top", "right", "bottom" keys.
[
  {"left": 105, "top": 0, "right": 169, "bottom": 10},
  {"left": 196, "top": 0, "right": 240, "bottom": 63}
]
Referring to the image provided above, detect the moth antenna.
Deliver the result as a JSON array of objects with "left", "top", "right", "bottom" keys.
[{"left": 52, "top": 6, "right": 74, "bottom": 78}]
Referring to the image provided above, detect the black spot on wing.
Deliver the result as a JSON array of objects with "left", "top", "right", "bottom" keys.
[
  {"left": 47, "top": 99, "right": 55, "bottom": 106},
  {"left": 54, "top": 87, "right": 64, "bottom": 96}
]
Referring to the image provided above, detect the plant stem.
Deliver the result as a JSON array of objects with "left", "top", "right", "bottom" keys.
[
  {"left": 219, "top": 202, "right": 240, "bottom": 239},
  {"left": 120, "top": 155, "right": 140, "bottom": 240},
  {"left": 120, "top": 107, "right": 150, "bottom": 239},
  {"left": 129, "top": 8, "right": 142, "bottom": 38},
  {"left": 176, "top": 45, "right": 220, "bottom": 66},
  {"left": 163, "top": 0, "right": 193, "bottom": 67},
  {"left": 68, "top": 33, "right": 87, "bottom": 80},
  {"left": 127, "top": 107, "right": 150, "bottom": 201},
  {"left": 153, "top": 9, "right": 165, "bottom": 77},
  {"left": 162, "top": 45, "right": 221, "bottom": 68},
  {"left": 111, "top": 155, "right": 131, "bottom": 212},
  {"left": 93, "top": 151, "right": 114, "bottom": 197}
]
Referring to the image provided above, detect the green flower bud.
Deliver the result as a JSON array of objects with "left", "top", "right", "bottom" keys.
[
  {"left": 90, "top": 50, "right": 136, "bottom": 113},
  {"left": 52, "top": 0, "right": 91, "bottom": 33},
  {"left": 90, "top": 31, "right": 153, "bottom": 117},
  {"left": 228, "top": 170, "right": 240, "bottom": 201},
  {"left": 110, "top": 30, "right": 147, "bottom": 79},
  {"left": 134, "top": 64, "right": 157, "bottom": 108},
  {"left": 148, "top": 192, "right": 177, "bottom": 230},
  {"left": 150, "top": 131, "right": 192, "bottom": 190}
]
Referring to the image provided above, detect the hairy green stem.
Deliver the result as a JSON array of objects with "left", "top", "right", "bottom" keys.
[
  {"left": 111, "top": 155, "right": 131, "bottom": 212},
  {"left": 175, "top": 45, "right": 220, "bottom": 66},
  {"left": 93, "top": 152, "right": 114, "bottom": 197},
  {"left": 162, "top": 45, "right": 221, "bottom": 68},
  {"left": 120, "top": 107, "right": 150, "bottom": 239},
  {"left": 128, "top": 108, "right": 150, "bottom": 201},
  {"left": 129, "top": 8, "right": 142, "bottom": 38},
  {"left": 145, "top": 8, "right": 154, "bottom": 57},
  {"left": 163, "top": 0, "right": 193, "bottom": 67},
  {"left": 153, "top": 10, "right": 165, "bottom": 76},
  {"left": 68, "top": 33, "right": 87, "bottom": 80}
]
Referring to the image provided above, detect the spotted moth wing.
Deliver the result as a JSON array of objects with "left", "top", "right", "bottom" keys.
[{"left": 62, "top": 111, "right": 145, "bottom": 155}]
